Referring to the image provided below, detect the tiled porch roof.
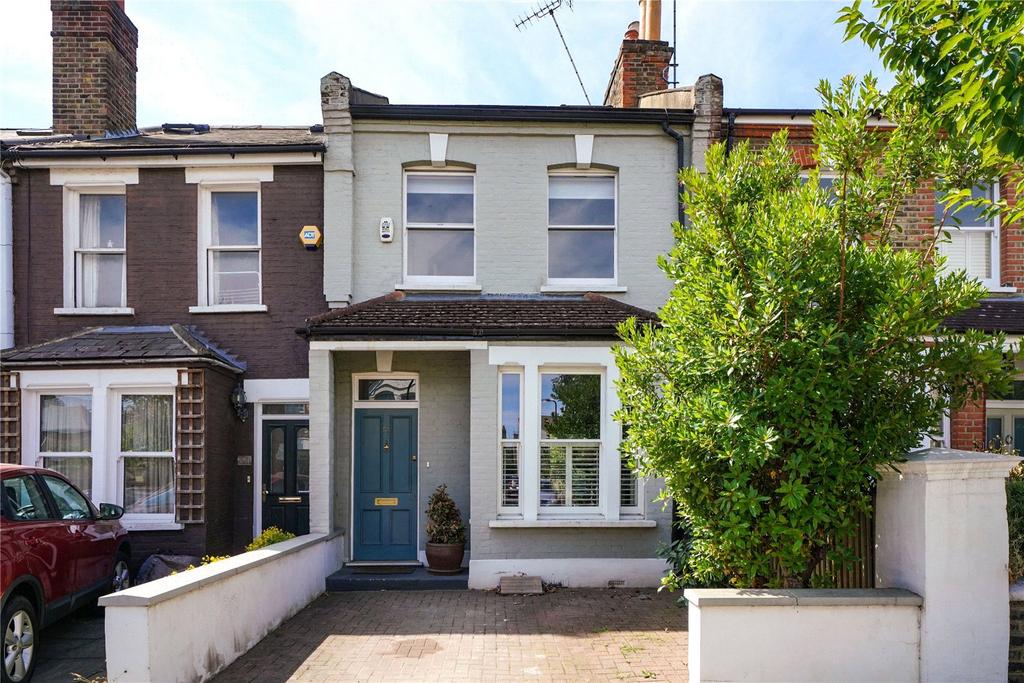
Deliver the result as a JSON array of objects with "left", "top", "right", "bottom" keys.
[
  {"left": 943, "top": 298, "right": 1024, "bottom": 334},
  {"left": 1, "top": 325, "right": 245, "bottom": 372},
  {"left": 303, "top": 292, "right": 659, "bottom": 340}
]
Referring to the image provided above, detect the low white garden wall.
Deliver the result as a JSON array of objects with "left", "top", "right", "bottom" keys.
[
  {"left": 99, "top": 532, "right": 343, "bottom": 683},
  {"left": 685, "top": 588, "right": 922, "bottom": 682}
]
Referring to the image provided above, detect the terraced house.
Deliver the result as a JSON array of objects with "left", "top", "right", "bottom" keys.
[
  {"left": 304, "top": 13, "right": 720, "bottom": 586},
  {"left": 1, "top": 0, "right": 329, "bottom": 562}
]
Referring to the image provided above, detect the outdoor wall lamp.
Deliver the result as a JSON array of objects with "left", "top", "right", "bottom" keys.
[{"left": 231, "top": 382, "right": 249, "bottom": 422}]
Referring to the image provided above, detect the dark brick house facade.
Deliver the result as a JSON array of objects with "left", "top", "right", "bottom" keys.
[{"left": 1, "top": 0, "right": 329, "bottom": 563}]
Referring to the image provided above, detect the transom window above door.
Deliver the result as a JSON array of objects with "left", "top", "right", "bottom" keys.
[
  {"left": 548, "top": 175, "right": 617, "bottom": 282},
  {"left": 404, "top": 173, "right": 476, "bottom": 282}
]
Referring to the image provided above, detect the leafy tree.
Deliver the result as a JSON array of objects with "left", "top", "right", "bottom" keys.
[
  {"left": 614, "top": 75, "right": 1012, "bottom": 588},
  {"left": 839, "top": 0, "right": 1024, "bottom": 222}
]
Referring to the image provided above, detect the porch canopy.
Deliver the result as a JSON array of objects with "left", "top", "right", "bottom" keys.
[{"left": 301, "top": 291, "right": 658, "bottom": 340}]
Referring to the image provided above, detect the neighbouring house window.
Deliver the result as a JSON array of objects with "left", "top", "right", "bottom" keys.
[
  {"left": 499, "top": 372, "right": 522, "bottom": 510},
  {"left": 74, "top": 194, "right": 126, "bottom": 308},
  {"left": 936, "top": 182, "right": 999, "bottom": 287},
  {"left": 404, "top": 173, "right": 475, "bottom": 280},
  {"left": 357, "top": 378, "right": 417, "bottom": 401},
  {"left": 39, "top": 394, "right": 93, "bottom": 498},
  {"left": 548, "top": 175, "right": 616, "bottom": 281},
  {"left": 200, "top": 189, "right": 262, "bottom": 306},
  {"left": 120, "top": 394, "right": 174, "bottom": 515},
  {"left": 539, "top": 373, "right": 601, "bottom": 509}
]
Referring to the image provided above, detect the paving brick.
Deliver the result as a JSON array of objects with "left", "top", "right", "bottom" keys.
[{"left": 214, "top": 589, "right": 688, "bottom": 682}]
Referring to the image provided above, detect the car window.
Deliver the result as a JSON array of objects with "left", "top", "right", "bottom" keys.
[
  {"left": 40, "top": 475, "right": 93, "bottom": 520},
  {"left": 2, "top": 476, "right": 53, "bottom": 521}
]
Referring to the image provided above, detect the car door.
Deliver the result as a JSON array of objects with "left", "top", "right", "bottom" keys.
[
  {"left": 0, "top": 474, "right": 73, "bottom": 613},
  {"left": 38, "top": 474, "right": 109, "bottom": 597}
]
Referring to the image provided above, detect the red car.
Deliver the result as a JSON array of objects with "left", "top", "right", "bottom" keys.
[{"left": 1, "top": 464, "right": 130, "bottom": 683}]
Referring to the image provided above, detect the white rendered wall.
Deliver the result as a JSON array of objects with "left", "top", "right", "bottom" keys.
[
  {"left": 875, "top": 448, "right": 1019, "bottom": 682},
  {"left": 685, "top": 591, "right": 922, "bottom": 682},
  {"left": 101, "top": 534, "right": 343, "bottom": 683},
  {"left": 468, "top": 558, "right": 669, "bottom": 589}
]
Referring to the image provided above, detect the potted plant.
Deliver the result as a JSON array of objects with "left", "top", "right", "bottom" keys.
[{"left": 425, "top": 484, "right": 465, "bottom": 574}]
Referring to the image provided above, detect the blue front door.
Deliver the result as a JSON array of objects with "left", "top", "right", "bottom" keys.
[{"left": 353, "top": 409, "right": 418, "bottom": 561}]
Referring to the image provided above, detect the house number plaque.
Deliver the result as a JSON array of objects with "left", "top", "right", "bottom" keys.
[{"left": 375, "top": 497, "right": 399, "bottom": 506}]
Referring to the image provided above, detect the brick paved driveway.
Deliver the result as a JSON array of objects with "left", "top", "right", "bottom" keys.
[{"left": 215, "top": 588, "right": 687, "bottom": 682}]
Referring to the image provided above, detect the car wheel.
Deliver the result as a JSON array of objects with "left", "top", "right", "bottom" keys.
[
  {"left": 2, "top": 595, "right": 37, "bottom": 683},
  {"left": 112, "top": 553, "right": 131, "bottom": 593}
]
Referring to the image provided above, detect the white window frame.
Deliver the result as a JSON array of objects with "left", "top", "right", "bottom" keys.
[
  {"left": 545, "top": 170, "right": 618, "bottom": 289},
  {"left": 114, "top": 388, "right": 176, "bottom": 529},
  {"left": 935, "top": 180, "right": 1002, "bottom": 291},
  {"left": 402, "top": 170, "right": 477, "bottom": 287},
  {"left": 498, "top": 368, "right": 523, "bottom": 515},
  {"left": 36, "top": 390, "right": 95, "bottom": 499},
  {"left": 59, "top": 184, "right": 130, "bottom": 314},
  {"left": 20, "top": 367, "right": 181, "bottom": 532},
  {"left": 192, "top": 182, "right": 267, "bottom": 313},
  {"left": 538, "top": 367, "right": 604, "bottom": 515}
]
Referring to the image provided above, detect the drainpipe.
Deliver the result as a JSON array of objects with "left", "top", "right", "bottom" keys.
[
  {"left": 0, "top": 169, "right": 12, "bottom": 349},
  {"left": 724, "top": 111, "right": 736, "bottom": 156},
  {"left": 661, "top": 119, "right": 689, "bottom": 226}
]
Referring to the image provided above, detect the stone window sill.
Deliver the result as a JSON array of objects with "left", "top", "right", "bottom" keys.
[
  {"left": 189, "top": 304, "right": 268, "bottom": 314},
  {"left": 54, "top": 307, "right": 134, "bottom": 316},
  {"left": 488, "top": 519, "right": 656, "bottom": 528}
]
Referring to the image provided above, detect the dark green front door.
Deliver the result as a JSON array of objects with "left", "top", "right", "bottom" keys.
[
  {"left": 262, "top": 420, "right": 310, "bottom": 536},
  {"left": 353, "top": 409, "right": 418, "bottom": 561}
]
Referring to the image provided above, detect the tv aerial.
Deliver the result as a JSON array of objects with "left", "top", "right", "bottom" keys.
[{"left": 515, "top": 0, "right": 591, "bottom": 105}]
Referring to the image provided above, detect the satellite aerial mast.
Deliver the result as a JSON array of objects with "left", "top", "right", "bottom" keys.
[{"left": 514, "top": 0, "right": 592, "bottom": 105}]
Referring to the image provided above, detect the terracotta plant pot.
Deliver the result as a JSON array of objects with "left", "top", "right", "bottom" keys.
[{"left": 425, "top": 542, "right": 465, "bottom": 574}]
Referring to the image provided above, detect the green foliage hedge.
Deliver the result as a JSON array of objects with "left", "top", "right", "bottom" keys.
[{"left": 1008, "top": 477, "right": 1024, "bottom": 583}]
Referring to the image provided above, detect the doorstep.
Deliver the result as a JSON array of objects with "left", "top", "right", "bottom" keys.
[{"left": 326, "top": 565, "right": 469, "bottom": 592}]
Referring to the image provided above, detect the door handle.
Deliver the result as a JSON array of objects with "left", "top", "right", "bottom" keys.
[{"left": 261, "top": 487, "right": 268, "bottom": 503}]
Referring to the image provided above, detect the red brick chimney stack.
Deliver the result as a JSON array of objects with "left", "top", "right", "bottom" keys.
[
  {"left": 51, "top": 0, "right": 139, "bottom": 136},
  {"left": 602, "top": 0, "right": 673, "bottom": 108}
]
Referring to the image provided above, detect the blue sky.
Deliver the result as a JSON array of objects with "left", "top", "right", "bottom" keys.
[{"left": 0, "top": 0, "right": 890, "bottom": 128}]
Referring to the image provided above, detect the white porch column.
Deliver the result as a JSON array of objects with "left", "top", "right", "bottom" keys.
[
  {"left": 876, "top": 448, "right": 1020, "bottom": 682},
  {"left": 308, "top": 348, "right": 335, "bottom": 535}
]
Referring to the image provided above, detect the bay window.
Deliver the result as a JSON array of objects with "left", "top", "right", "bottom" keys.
[
  {"left": 404, "top": 172, "right": 476, "bottom": 282},
  {"left": 24, "top": 368, "right": 179, "bottom": 531},
  {"left": 547, "top": 175, "right": 617, "bottom": 283},
  {"left": 936, "top": 182, "right": 1000, "bottom": 288}
]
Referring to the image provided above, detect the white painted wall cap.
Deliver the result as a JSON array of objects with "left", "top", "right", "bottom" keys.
[
  {"left": 881, "top": 448, "right": 1022, "bottom": 480},
  {"left": 99, "top": 532, "right": 339, "bottom": 607},
  {"left": 684, "top": 587, "right": 922, "bottom": 608}
]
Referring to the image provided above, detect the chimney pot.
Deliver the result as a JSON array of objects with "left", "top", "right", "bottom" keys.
[{"left": 625, "top": 21, "right": 639, "bottom": 41}]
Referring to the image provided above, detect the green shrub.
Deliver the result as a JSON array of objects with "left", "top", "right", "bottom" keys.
[
  {"left": 1009, "top": 479, "right": 1024, "bottom": 583},
  {"left": 246, "top": 526, "right": 296, "bottom": 552},
  {"left": 425, "top": 484, "right": 465, "bottom": 545}
]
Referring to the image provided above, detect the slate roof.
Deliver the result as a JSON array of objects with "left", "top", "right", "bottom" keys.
[
  {"left": 1, "top": 325, "right": 245, "bottom": 372},
  {"left": 303, "top": 292, "right": 659, "bottom": 340},
  {"left": 1, "top": 124, "right": 325, "bottom": 159},
  {"left": 943, "top": 298, "right": 1024, "bottom": 334}
]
